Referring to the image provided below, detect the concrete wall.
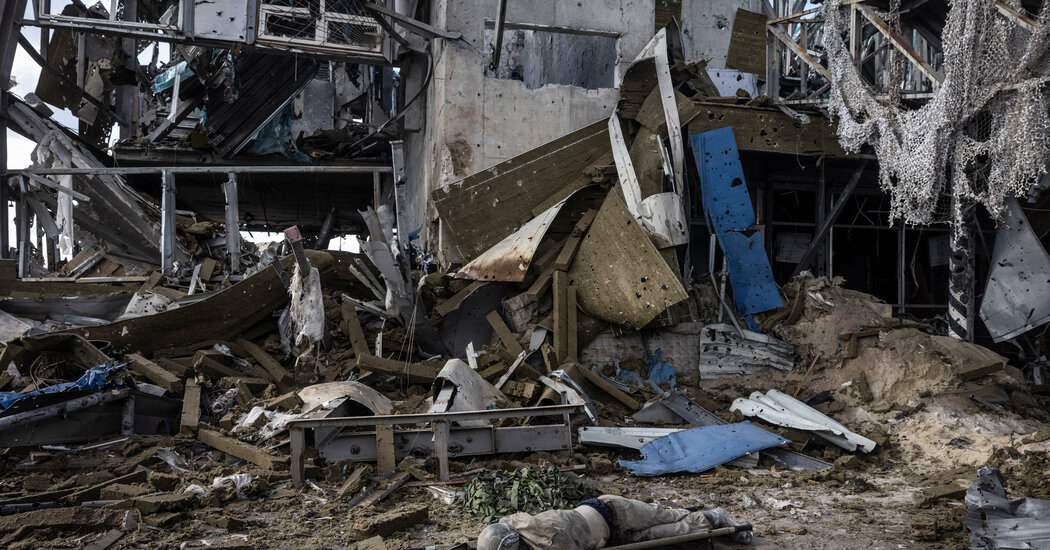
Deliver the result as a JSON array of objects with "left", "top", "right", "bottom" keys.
[
  {"left": 405, "top": 0, "right": 758, "bottom": 259},
  {"left": 680, "top": 0, "right": 766, "bottom": 69}
]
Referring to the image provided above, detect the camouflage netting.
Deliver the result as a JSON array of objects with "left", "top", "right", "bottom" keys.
[{"left": 823, "top": 0, "right": 1050, "bottom": 224}]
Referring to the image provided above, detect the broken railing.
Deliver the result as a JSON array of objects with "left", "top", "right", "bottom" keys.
[{"left": 287, "top": 404, "right": 582, "bottom": 487}]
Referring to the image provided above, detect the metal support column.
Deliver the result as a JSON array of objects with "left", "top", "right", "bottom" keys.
[
  {"left": 222, "top": 173, "right": 240, "bottom": 273},
  {"left": 489, "top": 0, "right": 508, "bottom": 71},
  {"left": 390, "top": 140, "right": 407, "bottom": 242},
  {"left": 160, "top": 170, "right": 176, "bottom": 276},
  {"left": 815, "top": 162, "right": 827, "bottom": 276},
  {"left": 15, "top": 177, "right": 30, "bottom": 278},
  {"left": 948, "top": 195, "right": 976, "bottom": 340},
  {"left": 0, "top": 91, "right": 9, "bottom": 259}
]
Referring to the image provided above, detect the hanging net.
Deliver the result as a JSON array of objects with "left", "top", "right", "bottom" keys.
[{"left": 822, "top": 0, "right": 1050, "bottom": 225}]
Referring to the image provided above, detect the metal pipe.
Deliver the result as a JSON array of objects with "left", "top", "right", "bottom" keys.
[
  {"left": 0, "top": 389, "right": 130, "bottom": 431},
  {"left": 18, "top": 165, "right": 392, "bottom": 176},
  {"left": 489, "top": 0, "right": 508, "bottom": 71},
  {"left": 604, "top": 525, "right": 753, "bottom": 550}
]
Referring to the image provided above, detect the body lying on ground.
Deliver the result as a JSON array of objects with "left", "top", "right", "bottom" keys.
[{"left": 476, "top": 494, "right": 753, "bottom": 550}]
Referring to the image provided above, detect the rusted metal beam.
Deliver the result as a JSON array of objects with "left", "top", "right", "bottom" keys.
[
  {"left": 768, "top": 7, "right": 821, "bottom": 25},
  {"left": 768, "top": 25, "right": 832, "bottom": 81},
  {"left": 856, "top": 4, "right": 942, "bottom": 84},
  {"left": 995, "top": 1, "right": 1037, "bottom": 31}
]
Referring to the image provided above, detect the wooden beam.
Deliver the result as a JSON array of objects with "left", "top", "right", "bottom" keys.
[
  {"left": 768, "top": 7, "right": 820, "bottom": 25},
  {"left": 486, "top": 310, "right": 524, "bottom": 357},
  {"left": 198, "top": 429, "right": 286, "bottom": 470},
  {"left": 354, "top": 354, "right": 439, "bottom": 384},
  {"left": 552, "top": 271, "right": 568, "bottom": 363},
  {"left": 340, "top": 303, "right": 372, "bottom": 358},
  {"left": 236, "top": 338, "right": 294, "bottom": 391},
  {"left": 433, "top": 281, "right": 484, "bottom": 316},
  {"left": 126, "top": 353, "right": 182, "bottom": 393},
  {"left": 768, "top": 25, "right": 832, "bottom": 81},
  {"left": 180, "top": 379, "right": 200, "bottom": 436},
  {"left": 857, "top": 5, "right": 942, "bottom": 84},
  {"left": 552, "top": 209, "right": 598, "bottom": 272}
]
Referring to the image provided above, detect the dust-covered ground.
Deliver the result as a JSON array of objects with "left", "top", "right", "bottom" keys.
[{"left": 2, "top": 274, "right": 1048, "bottom": 549}]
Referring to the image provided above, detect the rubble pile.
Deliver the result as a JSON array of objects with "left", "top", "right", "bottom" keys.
[{"left": 3, "top": 2, "right": 1050, "bottom": 549}]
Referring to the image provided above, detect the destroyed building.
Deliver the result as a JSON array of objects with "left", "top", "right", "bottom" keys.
[{"left": 1, "top": 0, "right": 1050, "bottom": 548}]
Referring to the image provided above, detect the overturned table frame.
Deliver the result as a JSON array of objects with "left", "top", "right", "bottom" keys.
[{"left": 287, "top": 404, "right": 582, "bottom": 488}]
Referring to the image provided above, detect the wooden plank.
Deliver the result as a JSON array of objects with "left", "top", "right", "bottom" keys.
[
  {"left": 552, "top": 271, "right": 569, "bottom": 362},
  {"left": 192, "top": 350, "right": 242, "bottom": 379},
  {"left": 485, "top": 310, "right": 524, "bottom": 357},
  {"left": 355, "top": 354, "right": 439, "bottom": 384},
  {"left": 234, "top": 380, "right": 253, "bottom": 407},
  {"left": 198, "top": 257, "right": 217, "bottom": 283},
  {"left": 337, "top": 465, "right": 374, "bottom": 500},
  {"left": 433, "top": 281, "right": 484, "bottom": 316},
  {"left": 180, "top": 379, "right": 201, "bottom": 436},
  {"left": 553, "top": 210, "right": 598, "bottom": 272},
  {"left": 153, "top": 357, "right": 191, "bottom": 377},
  {"left": 768, "top": 25, "right": 832, "bottom": 80},
  {"left": 726, "top": 8, "right": 768, "bottom": 75},
  {"left": 433, "top": 120, "right": 611, "bottom": 260},
  {"left": 569, "top": 364, "right": 640, "bottom": 410},
  {"left": 126, "top": 353, "right": 182, "bottom": 393},
  {"left": 236, "top": 338, "right": 294, "bottom": 391},
  {"left": 197, "top": 429, "right": 286, "bottom": 471},
  {"left": 857, "top": 5, "right": 942, "bottom": 84},
  {"left": 375, "top": 425, "right": 396, "bottom": 475},
  {"left": 340, "top": 303, "right": 372, "bottom": 357},
  {"left": 62, "top": 470, "right": 148, "bottom": 506}
]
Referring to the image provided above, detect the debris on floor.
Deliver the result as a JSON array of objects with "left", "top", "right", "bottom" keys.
[{"left": 2, "top": 1, "right": 1050, "bottom": 549}]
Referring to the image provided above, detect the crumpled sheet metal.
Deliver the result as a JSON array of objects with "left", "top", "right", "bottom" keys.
[
  {"left": 619, "top": 422, "right": 788, "bottom": 476},
  {"left": 692, "top": 127, "right": 783, "bottom": 317},
  {"left": 298, "top": 381, "right": 393, "bottom": 414},
  {"left": 730, "top": 389, "right": 876, "bottom": 453},
  {"left": 455, "top": 196, "right": 570, "bottom": 282},
  {"left": 965, "top": 466, "right": 1050, "bottom": 549},
  {"left": 568, "top": 191, "right": 688, "bottom": 329},
  {"left": 698, "top": 323, "right": 794, "bottom": 379},
  {"left": 429, "top": 359, "right": 506, "bottom": 427},
  {"left": 980, "top": 197, "right": 1050, "bottom": 342}
]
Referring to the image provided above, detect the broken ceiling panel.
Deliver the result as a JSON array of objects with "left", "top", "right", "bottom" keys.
[{"left": 568, "top": 191, "right": 688, "bottom": 329}]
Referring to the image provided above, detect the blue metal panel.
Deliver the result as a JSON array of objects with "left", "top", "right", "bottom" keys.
[
  {"left": 619, "top": 422, "right": 790, "bottom": 476},
  {"left": 691, "top": 127, "right": 783, "bottom": 317}
]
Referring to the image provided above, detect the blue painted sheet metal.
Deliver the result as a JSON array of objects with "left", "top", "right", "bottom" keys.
[
  {"left": 619, "top": 421, "right": 789, "bottom": 476},
  {"left": 692, "top": 127, "right": 783, "bottom": 316}
]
